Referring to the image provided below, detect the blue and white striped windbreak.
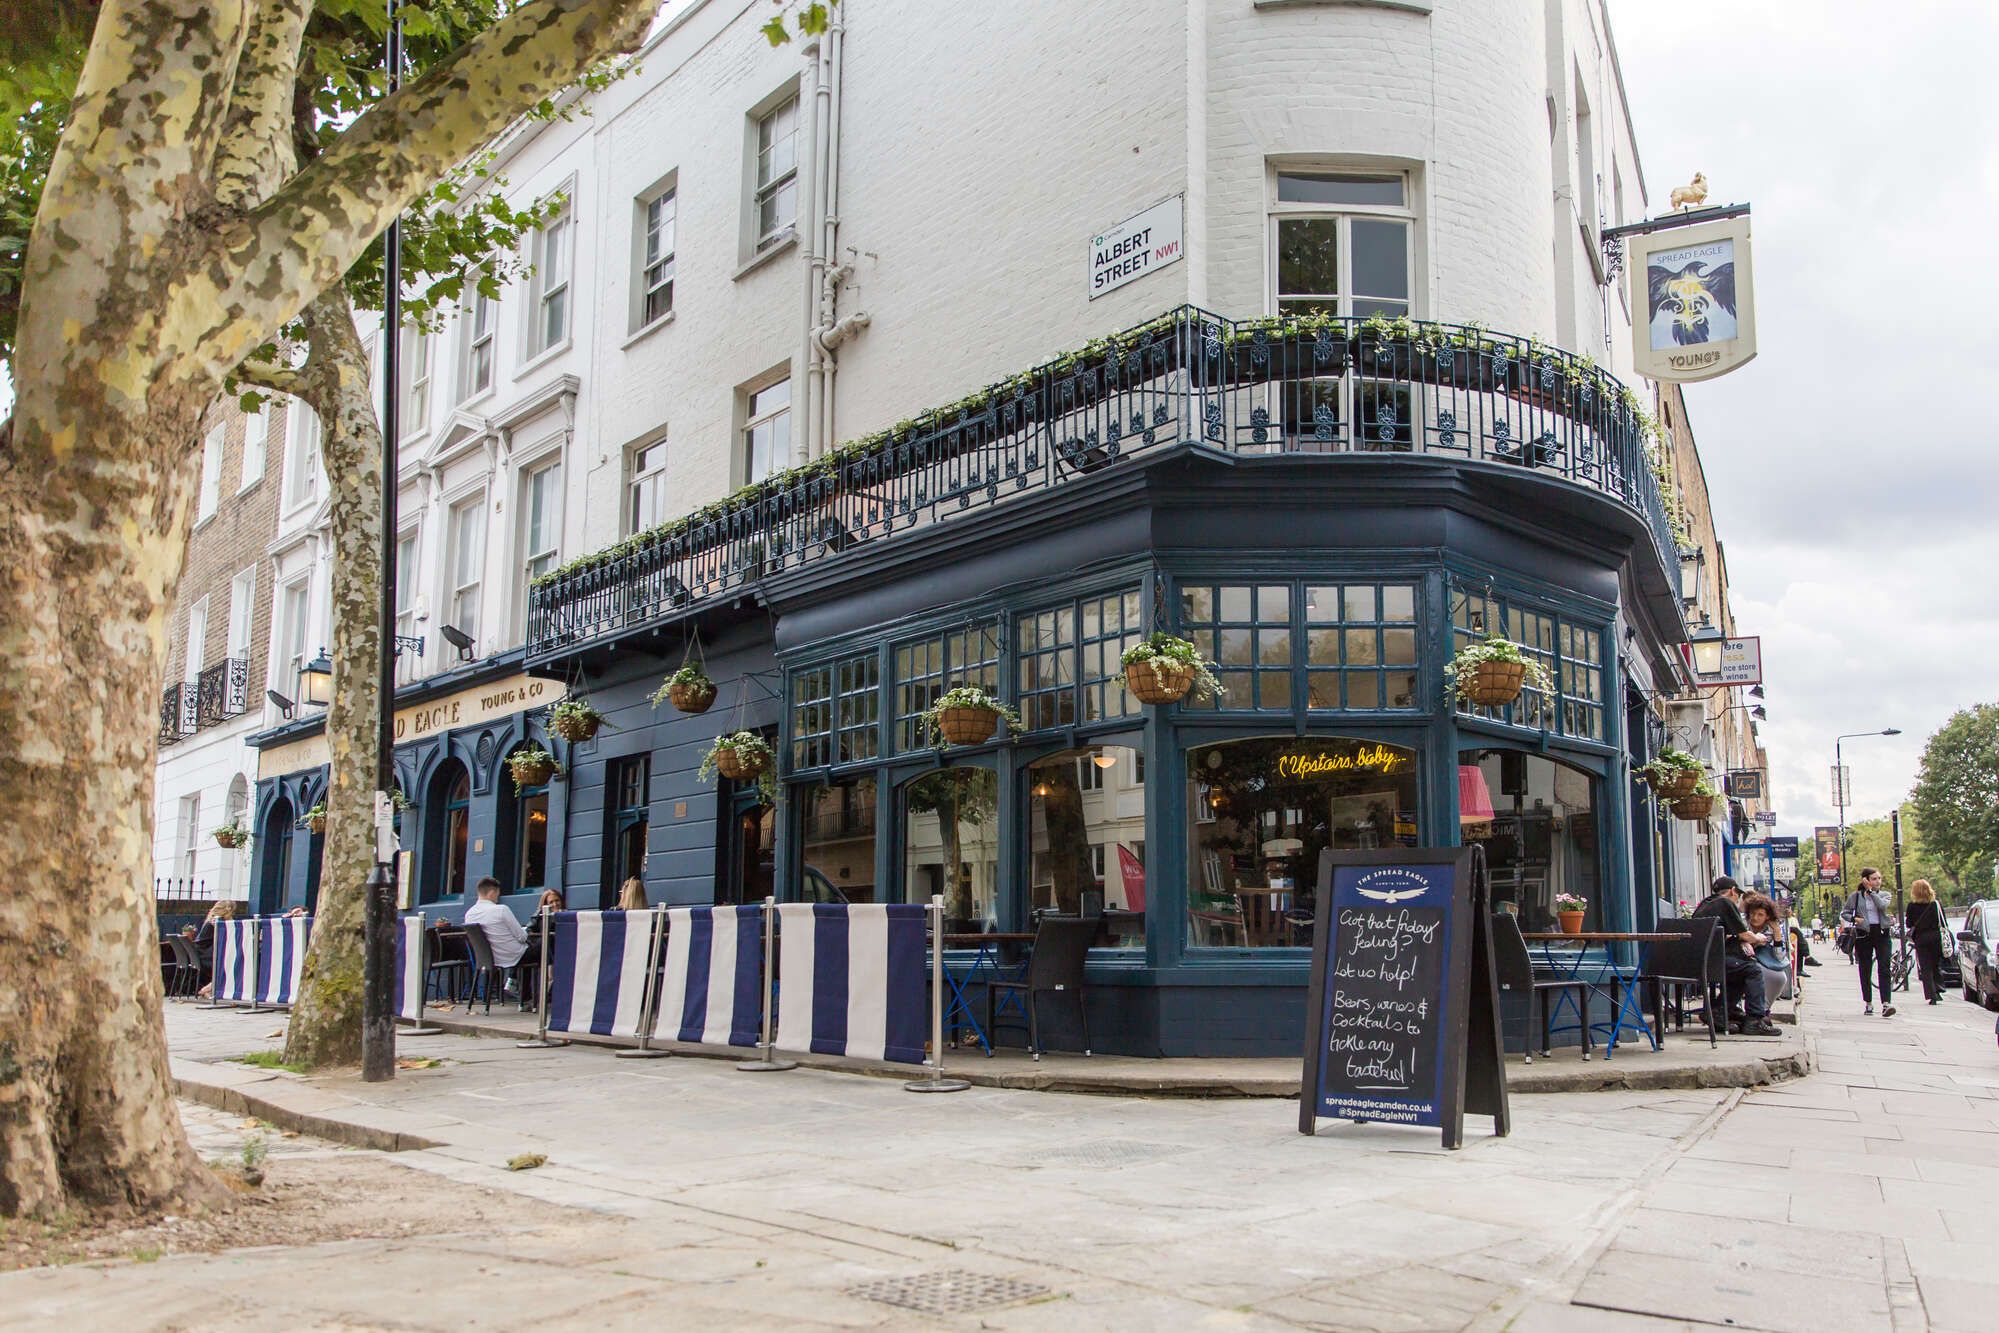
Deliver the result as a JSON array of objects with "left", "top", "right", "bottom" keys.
[
  {"left": 212, "top": 917, "right": 256, "bottom": 1003},
  {"left": 657, "top": 905, "right": 763, "bottom": 1047},
  {"left": 773, "top": 903, "right": 928, "bottom": 1065},
  {"left": 545, "top": 910, "right": 655, "bottom": 1039},
  {"left": 392, "top": 914, "right": 425, "bottom": 1022},
  {"left": 254, "top": 915, "right": 312, "bottom": 1005}
]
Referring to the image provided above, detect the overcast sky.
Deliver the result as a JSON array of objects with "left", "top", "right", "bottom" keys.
[{"left": 1607, "top": 1, "right": 1999, "bottom": 840}]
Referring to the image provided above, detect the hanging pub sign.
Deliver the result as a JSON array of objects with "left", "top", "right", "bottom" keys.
[
  {"left": 1725, "top": 769, "right": 1764, "bottom": 799},
  {"left": 1627, "top": 211, "right": 1757, "bottom": 382},
  {"left": 1814, "top": 826, "right": 1843, "bottom": 885},
  {"left": 1299, "top": 846, "right": 1508, "bottom": 1150}
]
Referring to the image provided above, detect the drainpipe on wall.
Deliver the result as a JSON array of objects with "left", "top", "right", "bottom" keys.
[
  {"left": 794, "top": 38, "right": 821, "bottom": 466},
  {"left": 816, "top": 9, "right": 851, "bottom": 457}
]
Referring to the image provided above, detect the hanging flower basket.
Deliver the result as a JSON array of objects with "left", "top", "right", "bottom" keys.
[
  {"left": 1638, "top": 749, "right": 1704, "bottom": 800},
  {"left": 1120, "top": 634, "right": 1220, "bottom": 706},
  {"left": 1672, "top": 794, "right": 1715, "bottom": 822},
  {"left": 508, "top": 747, "right": 560, "bottom": 788},
  {"left": 549, "top": 699, "right": 606, "bottom": 743},
  {"left": 213, "top": 824, "right": 250, "bottom": 850},
  {"left": 715, "top": 746, "right": 760, "bottom": 781},
  {"left": 923, "top": 687, "right": 1022, "bottom": 748},
  {"left": 699, "top": 732, "right": 778, "bottom": 802},
  {"left": 1447, "top": 636, "right": 1554, "bottom": 708},
  {"left": 1652, "top": 768, "right": 1701, "bottom": 800},
  {"left": 301, "top": 804, "right": 327, "bottom": 835},
  {"left": 650, "top": 665, "right": 716, "bottom": 715}
]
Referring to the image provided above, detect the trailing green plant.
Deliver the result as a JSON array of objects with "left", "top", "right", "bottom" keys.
[
  {"left": 698, "top": 731, "right": 778, "bottom": 802},
  {"left": 299, "top": 802, "right": 327, "bottom": 830},
  {"left": 507, "top": 745, "right": 560, "bottom": 783},
  {"left": 1683, "top": 775, "right": 1720, "bottom": 800},
  {"left": 924, "top": 686, "right": 1024, "bottom": 746},
  {"left": 1445, "top": 636, "right": 1555, "bottom": 699},
  {"left": 549, "top": 698, "right": 609, "bottom": 739},
  {"left": 1119, "top": 632, "right": 1221, "bottom": 701},
  {"left": 212, "top": 822, "right": 250, "bottom": 849},
  {"left": 648, "top": 663, "right": 716, "bottom": 708},
  {"left": 1637, "top": 748, "right": 1703, "bottom": 784},
  {"left": 389, "top": 787, "right": 413, "bottom": 812}
]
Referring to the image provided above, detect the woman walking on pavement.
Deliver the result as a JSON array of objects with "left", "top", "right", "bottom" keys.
[
  {"left": 1841, "top": 868, "right": 1897, "bottom": 1017},
  {"left": 1905, "top": 878, "right": 1947, "bottom": 1005}
]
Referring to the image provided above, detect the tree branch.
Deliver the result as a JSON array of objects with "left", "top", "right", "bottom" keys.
[
  {"left": 210, "top": 0, "right": 308, "bottom": 210},
  {"left": 230, "top": 355, "right": 304, "bottom": 397},
  {"left": 179, "top": 0, "right": 654, "bottom": 385}
]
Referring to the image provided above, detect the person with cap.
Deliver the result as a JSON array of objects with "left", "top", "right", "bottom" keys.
[
  {"left": 1691, "top": 876, "right": 1778, "bottom": 1035},
  {"left": 1840, "top": 867, "right": 1897, "bottom": 1017}
]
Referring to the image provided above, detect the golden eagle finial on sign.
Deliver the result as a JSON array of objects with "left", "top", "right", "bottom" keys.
[{"left": 1669, "top": 172, "right": 1709, "bottom": 212}]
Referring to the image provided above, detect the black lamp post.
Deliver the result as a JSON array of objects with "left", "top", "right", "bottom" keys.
[{"left": 1833, "top": 728, "right": 1901, "bottom": 897}]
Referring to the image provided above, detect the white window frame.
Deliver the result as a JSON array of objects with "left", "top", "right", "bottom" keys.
[
  {"left": 399, "top": 322, "right": 432, "bottom": 439},
  {"left": 227, "top": 568, "right": 255, "bottom": 661},
  {"left": 633, "top": 179, "right": 677, "bottom": 332},
  {"left": 740, "top": 374, "right": 791, "bottom": 486},
  {"left": 446, "top": 492, "right": 487, "bottom": 651},
  {"left": 1267, "top": 166, "right": 1418, "bottom": 320},
  {"left": 283, "top": 401, "right": 321, "bottom": 512},
  {"left": 626, "top": 435, "right": 670, "bottom": 534},
  {"left": 277, "top": 578, "right": 310, "bottom": 704},
  {"left": 239, "top": 407, "right": 268, "bottom": 490},
  {"left": 519, "top": 456, "right": 563, "bottom": 593},
  {"left": 750, "top": 91, "right": 800, "bottom": 252},
  {"left": 185, "top": 597, "right": 209, "bottom": 684},
  {"left": 196, "top": 423, "right": 224, "bottom": 522},
  {"left": 527, "top": 197, "right": 574, "bottom": 359},
  {"left": 177, "top": 793, "right": 202, "bottom": 885},
  {"left": 461, "top": 287, "right": 497, "bottom": 401}
]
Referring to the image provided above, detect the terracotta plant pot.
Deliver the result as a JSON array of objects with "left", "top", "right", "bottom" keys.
[
  {"left": 510, "top": 757, "right": 557, "bottom": 787},
  {"left": 935, "top": 705, "right": 999, "bottom": 746},
  {"left": 1650, "top": 768, "right": 1700, "bottom": 800},
  {"left": 1672, "top": 795, "right": 1714, "bottom": 822},
  {"left": 305, "top": 814, "right": 325, "bottom": 835},
  {"left": 1557, "top": 910, "right": 1586, "bottom": 935},
  {"left": 714, "top": 746, "right": 764, "bottom": 782},
  {"left": 668, "top": 681, "right": 716, "bottom": 715},
  {"left": 1461, "top": 659, "right": 1527, "bottom": 707},
  {"left": 1125, "top": 659, "right": 1194, "bottom": 705},
  {"left": 550, "top": 712, "right": 602, "bottom": 743}
]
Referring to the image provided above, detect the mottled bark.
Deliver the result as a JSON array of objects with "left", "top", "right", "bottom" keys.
[
  {"left": 0, "top": 0, "right": 653, "bottom": 1219},
  {"left": 279, "top": 287, "right": 380, "bottom": 1070}
]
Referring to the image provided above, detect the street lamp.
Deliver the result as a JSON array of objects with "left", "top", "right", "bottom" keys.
[
  {"left": 1677, "top": 545, "right": 1705, "bottom": 608},
  {"left": 1688, "top": 619, "right": 1727, "bottom": 679},
  {"left": 1833, "top": 728, "right": 1902, "bottom": 893},
  {"left": 298, "top": 652, "right": 334, "bottom": 708}
]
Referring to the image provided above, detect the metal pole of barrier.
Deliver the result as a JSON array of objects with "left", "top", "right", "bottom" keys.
[
  {"left": 517, "top": 909, "right": 566, "bottom": 1048},
  {"left": 241, "top": 917, "right": 272, "bottom": 1014},
  {"left": 906, "top": 895, "right": 969, "bottom": 1093},
  {"left": 739, "top": 897, "right": 796, "bottom": 1071},
  {"left": 403, "top": 911, "right": 443, "bottom": 1036},
  {"left": 201, "top": 919, "right": 232, "bottom": 1008},
  {"left": 617, "top": 908, "right": 671, "bottom": 1059}
]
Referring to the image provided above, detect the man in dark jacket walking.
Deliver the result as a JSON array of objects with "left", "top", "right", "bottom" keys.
[
  {"left": 1693, "top": 876, "right": 1778, "bottom": 1035},
  {"left": 1841, "top": 868, "right": 1898, "bottom": 1017}
]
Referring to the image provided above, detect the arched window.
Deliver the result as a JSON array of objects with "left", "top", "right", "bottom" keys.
[
  {"left": 423, "top": 760, "right": 472, "bottom": 903},
  {"left": 494, "top": 744, "right": 551, "bottom": 894},
  {"left": 1459, "top": 748, "right": 1601, "bottom": 931},
  {"left": 258, "top": 794, "right": 295, "bottom": 915},
  {"left": 221, "top": 774, "right": 251, "bottom": 898}
]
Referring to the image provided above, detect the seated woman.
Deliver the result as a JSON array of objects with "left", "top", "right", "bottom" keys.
[
  {"left": 1741, "top": 893, "right": 1793, "bottom": 1010},
  {"left": 186, "top": 899, "right": 244, "bottom": 998},
  {"left": 536, "top": 888, "right": 566, "bottom": 915},
  {"left": 617, "top": 876, "right": 649, "bottom": 911}
]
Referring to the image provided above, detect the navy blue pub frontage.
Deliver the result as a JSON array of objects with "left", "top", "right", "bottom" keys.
[{"left": 250, "top": 309, "right": 1696, "bottom": 1055}]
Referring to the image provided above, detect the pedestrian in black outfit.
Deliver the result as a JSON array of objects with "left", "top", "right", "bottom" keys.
[
  {"left": 1841, "top": 868, "right": 1897, "bottom": 1017},
  {"left": 1692, "top": 876, "right": 1778, "bottom": 1035},
  {"left": 1904, "top": 878, "right": 1947, "bottom": 1005}
]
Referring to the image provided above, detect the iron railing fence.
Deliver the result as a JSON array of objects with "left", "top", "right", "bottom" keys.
[
  {"left": 159, "top": 683, "right": 196, "bottom": 745},
  {"left": 194, "top": 656, "right": 251, "bottom": 729},
  {"left": 528, "top": 307, "right": 1675, "bottom": 659}
]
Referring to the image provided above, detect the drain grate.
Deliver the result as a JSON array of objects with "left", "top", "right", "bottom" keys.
[
  {"left": 1026, "top": 1138, "right": 1189, "bottom": 1169},
  {"left": 847, "top": 1270, "right": 1054, "bottom": 1316}
]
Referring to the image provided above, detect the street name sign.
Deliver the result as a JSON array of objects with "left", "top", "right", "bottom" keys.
[
  {"left": 1087, "top": 196, "right": 1184, "bottom": 300},
  {"left": 1300, "top": 846, "right": 1508, "bottom": 1150}
]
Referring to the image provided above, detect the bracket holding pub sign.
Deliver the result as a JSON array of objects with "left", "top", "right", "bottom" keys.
[{"left": 1299, "top": 846, "right": 1509, "bottom": 1150}]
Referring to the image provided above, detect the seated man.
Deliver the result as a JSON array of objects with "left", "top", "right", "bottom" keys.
[
  {"left": 463, "top": 876, "right": 529, "bottom": 971},
  {"left": 1691, "top": 876, "right": 1777, "bottom": 1036}
]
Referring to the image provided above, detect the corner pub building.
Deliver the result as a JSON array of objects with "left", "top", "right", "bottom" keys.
[{"left": 247, "top": 0, "right": 1737, "bottom": 1054}]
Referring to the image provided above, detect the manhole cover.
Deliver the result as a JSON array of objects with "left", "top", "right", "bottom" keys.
[
  {"left": 1027, "top": 1138, "right": 1188, "bottom": 1169},
  {"left": 847, "top": 1270, "right": 1054, "bottom": 1316}
]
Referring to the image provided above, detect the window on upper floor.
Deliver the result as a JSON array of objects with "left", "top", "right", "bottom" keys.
[
  {"left": 240, "top": 407, "right": 268, "bottom": 489},
  {"left": 753, "top": 95, "right": 799, "bottom": 249},
  {"left": 394, "top": 527, "right": 421, "bottom": 685},
  {"left": 636, "top": 185, "right": 677, "bottom": 329},
  {"left": 461, "top": 288, "right": 496, "bottom": 401},
  {"left": 1271, "top": 170, "right": 1414, "bottom": 320},
  {"left": 1450, "top": 581, "right": 1604, "bottom": 742},
  {"left": 520, "top": 458, "right": 563, "bottom": 590},
  {"left": 196, "top": 423, "right": 224, "bottom": 522},
  {"left": 227, "top": 568, "right": 255, "bottom": 663},
  {"left": 447, "top": 493, "right": 486, "bottom": 650},
  {"left": 627, "top": 437, "right": 669, "bottom": 534},
  {"left": 185, "top": 597, "right": 208, "bottom": 684},
  {"left": 283, "top": 402, "right": 320, "bottom": 511},
  {"left": 743, "top": 376, "right": 790, "bottom": 485},
  {"left": 528, "top": 206, "right": 573, "bottom": 357},
  {"left": 399, "top": 323, "right": 432, "bottom": 438},
  {"left": 277, "top": 578, "right": 310, "bottom": 700}
]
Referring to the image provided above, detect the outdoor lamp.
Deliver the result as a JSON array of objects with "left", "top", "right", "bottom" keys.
[
  {"left": 298, "top": 653, "right": 334, "bottom": 708},
  {"left": 1750, "top": 705, "right": 1767, "bottom": 721},
  {"left": 1677, "top": 545, "right": 1705, "bottom": 607},
  {"left": 265, "top": 689, "right": 295, "bottom": 719},
  {"left": 440, "top": 623, "right": 476, "bottom": 662},
  {"left": 1689, "top": 619, "right": 1726, "bottom": 678},
  {"left": 1091, "top": 750, "right": 1119, "bottom": 770}
]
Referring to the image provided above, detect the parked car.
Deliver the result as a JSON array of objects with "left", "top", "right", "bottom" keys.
[{"left": 1956, "top": 901, "right": 1999, "bottom": 1009}]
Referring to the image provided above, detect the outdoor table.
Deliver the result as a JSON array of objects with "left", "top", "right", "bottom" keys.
[
  {"left": 940, "top": 933, "right": 1035, "bottom": 1054},
  {"left": 1522, "top": 932, "right": 1681, "bottom": 1057}
]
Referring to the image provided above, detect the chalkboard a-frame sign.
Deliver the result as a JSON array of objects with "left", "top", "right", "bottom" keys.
[{"left": 1299, "top": 846, "right": 1510, "bottom": 1149}]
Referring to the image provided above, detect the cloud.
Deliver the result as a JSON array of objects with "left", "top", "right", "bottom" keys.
[{"left": 1609, "top": 1, "right": 1999, "bottom": 837}]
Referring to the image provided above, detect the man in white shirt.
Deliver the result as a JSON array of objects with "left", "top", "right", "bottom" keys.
[{"left": 464, "top": 877, "right": 528, "bottom": 969}]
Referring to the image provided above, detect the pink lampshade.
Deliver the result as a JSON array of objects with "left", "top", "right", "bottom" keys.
[{"left": 1458, "top": 764, "right": 1496, "bottom": 823}]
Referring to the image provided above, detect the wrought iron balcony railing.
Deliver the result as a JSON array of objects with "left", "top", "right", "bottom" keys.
[
  {"left": 528, "top": 307, "right": 1677, "bottom": 659},
  {"left": 195, "top": 656, "right": 251, "bottom": 729},
  {"left": 159, "top": 683, "right": 196, "bottom": 745}
]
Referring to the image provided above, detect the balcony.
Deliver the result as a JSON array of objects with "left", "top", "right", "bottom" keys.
[
  {"left": 159, "top": 658, "right": 251, "bottom": 745},
  {"left": 528, "top": 307, "right": 1677, "bottom": 660},
  {"left": 159, "top": 683, "right": 195, "bottom": 745}
]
